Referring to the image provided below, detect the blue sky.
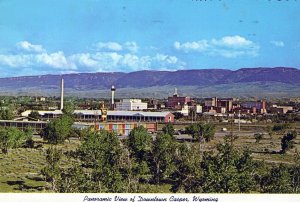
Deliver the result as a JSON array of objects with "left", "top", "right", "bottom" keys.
[{"left": 0, "top": 0, "right": 299, "bottom": 77}]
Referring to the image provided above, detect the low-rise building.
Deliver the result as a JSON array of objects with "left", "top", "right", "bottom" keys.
[
  {"left": 21, "top": 109, "right": 175, "bottom": 123},
  {"left": 74, "top": 110, "right": 174, "bottom": 123},
  {"left": 269, "top": 105, "right": 293, "bottom": 114},
  {"left": 115, "top": 99, "right": 148, "bottom": 111}
]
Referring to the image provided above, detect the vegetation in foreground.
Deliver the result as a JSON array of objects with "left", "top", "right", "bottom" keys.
[{"left": 0, "top": 119, "right": 300, "bottom": 193}]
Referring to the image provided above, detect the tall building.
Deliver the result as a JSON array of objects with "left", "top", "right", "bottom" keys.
[
  {"left": 204, "top": 97, "right": 233, "bottom": 113},
  {"left": 115, "top": 99, "right": 148, "bottom": 111},
  {"left": 166, "top": 88, "right": 191, "bottom": 110},
  {"left": 241, "top": 100, "right": 266, "bottom": 114}
]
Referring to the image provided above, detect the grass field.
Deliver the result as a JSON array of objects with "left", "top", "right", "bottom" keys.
[{"left": 0, "top": 138, "right": 80, "bottom": 192}]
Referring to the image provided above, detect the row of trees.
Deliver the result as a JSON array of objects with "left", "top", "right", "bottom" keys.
[{"left": 41, "top": 124, "right": 300, "bottom": 193}]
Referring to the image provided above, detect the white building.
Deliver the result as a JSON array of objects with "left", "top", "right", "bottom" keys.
[
  {"left": 196, "top": 104, "right": 202, "bottom": 113},
  {"left": 115, "top": 99, "right": 148, "bottom": 111}
]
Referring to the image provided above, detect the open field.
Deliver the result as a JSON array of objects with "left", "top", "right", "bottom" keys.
[{"left": 0, "top": 138, "right": 80, "bottom": 192}]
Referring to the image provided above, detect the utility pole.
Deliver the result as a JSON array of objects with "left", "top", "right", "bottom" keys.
[{"left": 238, "top": 110, "right": 241, "bottom": 132}]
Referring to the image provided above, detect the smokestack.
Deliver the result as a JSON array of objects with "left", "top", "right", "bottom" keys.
[
  {"left": 60, "top": 78, "right": 64, "bottom": 110},
  {"left": 174, "top": 87, "right": 178, "bottom": 96},
  {"left": 111, "top": 85, "right": 116, "bottom": 109}
]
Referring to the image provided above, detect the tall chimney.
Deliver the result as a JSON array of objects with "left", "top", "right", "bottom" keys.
[
  {"left": 111, "top": 85, "right": 116, "bottom": 109},
  {"left": 60, "top": 78, "right": 64, "bottom": 110}
]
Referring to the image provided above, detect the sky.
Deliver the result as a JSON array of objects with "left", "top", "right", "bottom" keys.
[{"left": 0, "top": 0, "right": 299, "bottom": 77}]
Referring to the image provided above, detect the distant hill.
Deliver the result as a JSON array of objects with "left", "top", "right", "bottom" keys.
[{"left": 0, "top": 67, "right": 299, "bottom": 98}]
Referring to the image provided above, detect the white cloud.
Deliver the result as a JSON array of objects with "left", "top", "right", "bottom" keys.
[
  {"left": 16, "top": 41, "right": 46, "bottom": 53},
  {"left": 69, "top": 53, "right": 98, "bottom": 68},
  {"left": 174, "top": 35, "right": 259, "bottom": 58},
  {"left": 0, "top": 54, "right": 33, "bottom": 67},
  {"left": 69, "top": 52, "right": 183, "bottom": 72},
  {"left": 0, "top": 52, "right": 76, "bottom": 70},
  {"left": 36, "top": 51, "right": 76, "bottom": 69},
  {"left": 270, "top": 41, "right": 285, "bottom": 47},
  {"left": 154, "top": 54, "right": 179, "bottom": 64},
  {"left": 95, "top": 41, "right": 139, "bottom": 53},
  {"left": 174, "top": 40, "right": 209, "bottom": 52},
  {"left": 124, "top": 41, "right": 139, "bottom": 53},
  {"left": 0, "top": 41, "right": 185, "bottom": 74},
  {"left": 95, "top": 42, "right": 123, "bottom": 51},
  {"left": 212, "top": 35, "right": 253, "bottom": 47}
]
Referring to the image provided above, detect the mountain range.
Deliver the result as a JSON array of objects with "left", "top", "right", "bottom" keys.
[{"left": 0, "top": 67, "right": 299, "bottom": 98}]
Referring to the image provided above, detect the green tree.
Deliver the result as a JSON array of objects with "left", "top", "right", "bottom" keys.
[
  {"left": 186, "top": 122, "right": 215, "bottom": 142},
  {"left": 62, "top": 101, "right": 75, "bottom": 117},
  {"left": 151, "top": 133, "right": 177, "bottom": 184},
  {"left": 200, "top": 139, "right": 257, "bottom": 193},
  {"left": 281, "top": 131, "right": 297, "bottom": 154},
  {"left": 254, "top": 133, "right": 264, "bottom": 143},
  {"left": 28, "top": 110, "right": 40, "bottom": 120},
  {"left": 0, "top": 128, "right": 9, "bottom": 154},
  {"left": 57, "top": 165, "right": 93, "bottom": 193},
  {"left": 0, "top": 127, "right": 31, "bottom": 154},
  {"left": 170, "top": 143, "right": 202, "bottom": 193},
  {"left": 173, "top": 112, "right": 184, "bottom": 120},
  {"left": 290, "top": 156, "right": 300, "bottom": 193},
  {"left": 41, "top": 146, "right": 62, "bottom": 192},
  {"left": 186, "top": 122, "right": 215, "bottom": 153},
  {"left": 24, "top": 127, "right": 34, "bottom": 148},
  {"left": 162, "top": 123, "right": 175, "bottom": 136},
  {"left": 77, "top": 130, "right": 125, "bottom": 192},
  {"left": 260, "top": 164, "right": 293, "bottom": 193},
  {"left": 273, "top": 123, "right": 290, "bottom": 132},
  {"left": 55, "top": 130, "right": 144, "bottom": 193},
  {"left": 0, "top": 107, "right": 14, "bottom": 120},
  {"left": 127, "top": 126, "right": 152, "bottom": 181},
  {"left": 41, "top": 114, "right": 74, "bottom": 144}
]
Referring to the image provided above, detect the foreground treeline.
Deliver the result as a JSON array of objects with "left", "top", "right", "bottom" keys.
[{"left": 41, "top": 124, "right": 300, "bottom": 193}]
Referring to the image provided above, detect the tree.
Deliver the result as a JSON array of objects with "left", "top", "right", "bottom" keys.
[
  {"left": 290, "top": 155, "right": 300, "bottom": 193},
  {"left": 281, "top": 131, "right": 297, "bottom": 154},
  {"left": 151, "top": 133, "right": 177, "bottom": 184},
  {"left": 173, "top": 112, "right": 184, "bottom": 120},
  {"left": 273, "top": 123, "right": 290, "bottom": 132},
  {"left": 43, "top": 130, "right": 129, "bottom": 193},
  {"left": 53, "top": 129, "right": 148, "bottom": 193},
  {"left": 0, "top": 127, "right": 32, "bottom": 154},
  {"left": 127, "top": 126, "right": 152, "bottom": 181},
  {"left": 41, "top": 114, "right": 74, "bottom": 144},
  {"left": 254, "top": 133, "right": 264, "bottom": 143},
  {"left": 56, "top": 164, "right": 93, "bottom": 192},
  {"left": 186, "top": 122, "right": 215, "bottom": 152},
  {"left": 62, "top": 101, "right": 75, "bottom": 117},
  {"left": 202, "top": 123, "right": 215, "bottom": 142},
  {"left": 170, "top": 143, "right": 202, "bottom": 193},
  {"left": 260, "top": 164, "right": 293, "bottom": 193},
  {"left": 186, "top": 122, "right": 215, "bottom": 142},
  {"left": 0, "top": 107, "right": 14, "bottom": 120},
  {"left": 76, "top": 130, "right": 125, "bottom": 192},
  {"left": 41, "top": 147, "right": 62, "bottom": 192},
  {"left": 28, "top": 111, "right": 40, "bottom": 120},
  {"left": 162, "top": 123, "right": 175, "bottom": 136},
  {"left": 24, "top": 127, "right": 34, "bottom": 148},
  {"left": 200, "top": 138, "right": 257, "bottom": 193},
  {"left": 0, "top": 128, "right": 9, "bottom": 154}
]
